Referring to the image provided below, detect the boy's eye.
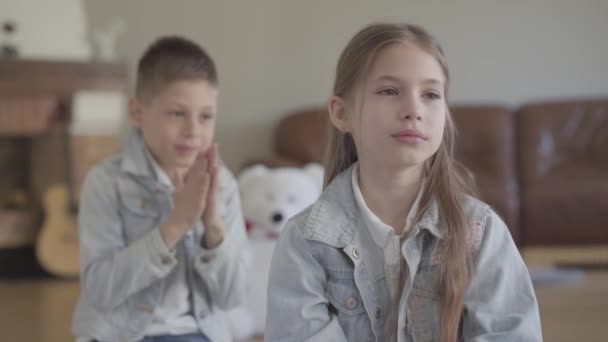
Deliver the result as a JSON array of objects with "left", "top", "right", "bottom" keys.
[
  {"left": 423, "top": 91, "right": 442, "bottom": 100},
  {"left": 169, "top": 111, "right": 185, "bottom": 117},
  {"left": 199, "top": 113, "right": 214, "bottom": 121},
  {"left": 377, "top": 88, "right": 398, "bottom": 96}
]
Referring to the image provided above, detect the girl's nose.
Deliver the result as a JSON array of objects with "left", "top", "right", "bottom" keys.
[
  {"left": 400, "top": 94, "right": 422, "bottom": 121},
  {"left": 400, "top": 111, "right": 422, "bottom": 121}
]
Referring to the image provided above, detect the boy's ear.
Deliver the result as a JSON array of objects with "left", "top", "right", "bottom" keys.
[
  {"left": 328, "top": 96, "right": 351, "bottom": 133},
  {"left": 128, "top": 97, "right": 144, "bottom": 128}
]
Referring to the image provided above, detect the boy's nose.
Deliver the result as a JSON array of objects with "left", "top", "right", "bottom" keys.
[{"left": 183, "top": 118, "right": 201, "bottom": 136}]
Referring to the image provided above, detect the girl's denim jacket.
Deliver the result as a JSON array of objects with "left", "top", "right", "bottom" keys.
[
  {"left": 72, "top": 130, "right": 250, "bottom": 342},
  {"left": 266, "top": 165, "right": 541, "bottom": 341}
]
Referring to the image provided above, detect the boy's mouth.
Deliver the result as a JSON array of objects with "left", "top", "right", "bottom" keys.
[{"left": 175, "top": 144, "right": 197, "bottom": 155}]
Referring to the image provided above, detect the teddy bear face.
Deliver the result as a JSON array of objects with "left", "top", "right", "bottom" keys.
[{"left": 238, "top": 164, "right": 324, "bottom": 240}]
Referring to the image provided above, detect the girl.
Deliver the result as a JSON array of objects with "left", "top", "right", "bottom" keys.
[{"left": 265, "top": 23, "right": 541, "bottom": 341}]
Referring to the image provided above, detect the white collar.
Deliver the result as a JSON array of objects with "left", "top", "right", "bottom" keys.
[
  {"left": 144, "top": 147, "right": 174, "bottom": 191},
  {"left": 351, "top": 163, "right": 425, "bottom": 247}
]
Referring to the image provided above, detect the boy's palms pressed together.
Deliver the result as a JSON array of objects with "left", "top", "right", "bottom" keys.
[{"left": 162, "top": 144, "right": 224, "bottom": 250}]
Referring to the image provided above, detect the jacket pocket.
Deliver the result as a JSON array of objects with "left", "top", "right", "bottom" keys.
[
  {"left": 106, "top": 282, "right": 162, "bottom": 339},
  {"left": 327, "top": 274, "right": 366, "bottom": 315},
  {"left": 409, "top": 266, "right": 441, "bottom": 342},
  {"left": 326, "top": 273, "right": 375, "bottom": 341},
  {"left": 118, "top": 180, "right": 162, "bottom": 243},
  {"left": 412, "top": 266, "right": 441, "bottom": 300}
]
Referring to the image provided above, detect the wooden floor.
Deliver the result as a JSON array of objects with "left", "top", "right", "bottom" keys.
[
  {"left": 0, "top": 278, "right": 79, "bottom": 341},
  {"left": 537, "top": 271, "right": 608, "bottom": 342},
  {"left": 0, "top": 272, "right": 606, "bottom": 341}
]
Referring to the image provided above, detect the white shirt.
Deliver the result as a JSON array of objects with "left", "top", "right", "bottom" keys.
[
  {"left": 351, "top": 163, "right": 425, "bottom": 341},
  {"left": 144, "top": 149, "right": 199, "bottom": 336}
]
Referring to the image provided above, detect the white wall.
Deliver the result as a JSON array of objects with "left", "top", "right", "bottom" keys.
[
  {"left": 4, "top": 0, "right": 608, "bottom": 171},
  {"left": 1, "top": 0, "right": 91, "bottom": 59}
]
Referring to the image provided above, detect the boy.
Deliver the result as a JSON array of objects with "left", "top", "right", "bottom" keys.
[{"left": 72, "top": 36, "right": 249, "bottom": 342}]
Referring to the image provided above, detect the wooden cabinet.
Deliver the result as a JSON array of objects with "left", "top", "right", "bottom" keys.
[{"left": 0, "top": 59, "right": 126, "bottom": 276}]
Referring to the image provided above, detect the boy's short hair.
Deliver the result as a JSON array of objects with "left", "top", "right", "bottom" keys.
[{"left": 135, "top": 36, "right": 218, "bottom": 99}]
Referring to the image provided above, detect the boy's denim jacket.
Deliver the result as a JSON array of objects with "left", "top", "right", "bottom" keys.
[
  {"left": 266, "top": 165, "right": 541, "bottom": 341},
  {"left": 72, "top": 129, "right": 250, "bottom": 342}
]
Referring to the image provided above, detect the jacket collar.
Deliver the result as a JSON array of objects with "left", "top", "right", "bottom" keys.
[
  {"left": 120, "top": 127, "right": 178, "bottom": 194},
  {"left": 120, "top": 127, "right": 155, "bottom": 179},
  {"left": 302, "top": 164, "right": 443, "bottom": 248}
]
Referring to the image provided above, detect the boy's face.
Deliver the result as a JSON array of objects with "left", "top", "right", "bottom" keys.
[{"left": 130, "top": 79, "right": 218, "bottom": 173}]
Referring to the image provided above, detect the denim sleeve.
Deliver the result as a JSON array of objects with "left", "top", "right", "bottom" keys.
[
  {"left": 265, "top": 219, "right": 348, "bottom": 342},
  {"left": 79, "top": 165, "right": 178, "bottom": 312},
  {"left": 461, "top": 208, "right": 543, "bottom": 341},
  {"left": 193, "top": 166, "right": 250, "bottom": 310}
]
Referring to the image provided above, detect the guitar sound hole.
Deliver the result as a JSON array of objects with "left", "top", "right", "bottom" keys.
[
  {"left": 69, "top": 203, "right": 79, "bottom": 216},
  {"left": 61, "top": 232, "right": 78, "bottom": 242}
]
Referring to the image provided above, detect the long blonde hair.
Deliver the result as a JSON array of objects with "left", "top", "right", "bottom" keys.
[{"left": 324, "top": 23, "right": 475, "bottom": 342}]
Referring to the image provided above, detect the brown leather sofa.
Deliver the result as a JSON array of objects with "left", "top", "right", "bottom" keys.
[
  {"left": 246, "top": 99, "right": 608, "bottom": 247},
  {"left": 516, "top": 100, "right": 608, "bottom": 246},
  {"left": 245, "top": 109, "right": 329, "bottom": 169},
  {"left": 450, "top": 106, "right": 520, "bottom": 244}
]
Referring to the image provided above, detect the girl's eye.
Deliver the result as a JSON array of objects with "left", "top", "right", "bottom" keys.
[
  {"left": 423, "top": 92, "right": 442, "bottom": 100},
  {"left": 169, "top": 111, "right": 185, "bottom": 117},
  {"left": 377, "top": 88, "right": 398, "bottom": 96}
]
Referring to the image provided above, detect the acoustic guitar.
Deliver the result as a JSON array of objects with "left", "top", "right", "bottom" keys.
[
  {"left": 36, "top": 135, "right": 118, "bottom": 277},
  {"left": 36, "top": 184, "right": 80, "bottom": 277}
]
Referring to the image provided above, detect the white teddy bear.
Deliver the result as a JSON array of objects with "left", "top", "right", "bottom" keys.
[
  {"left": 239, "top": 163, "right": 324, "bottom": 239},
  {"left": 223, "top": 163, "right": 324, "bottom": 340}
]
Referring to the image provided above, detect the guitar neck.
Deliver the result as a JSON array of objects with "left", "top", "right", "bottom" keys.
[
  {"left": 63, "top": 128, "right": 78, "bottom": 211},
  {"left": 68, "top": 134, "right": 120, "bottom": 206}
]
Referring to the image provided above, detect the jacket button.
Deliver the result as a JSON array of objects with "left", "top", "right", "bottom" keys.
[
  {"left": 160, "top": 255, "right": 172, "bottom": 265},
  {"left": 345, "top": 296, "right": 358, "bottom": 310},
  {"left": 374, "top": 307, "right": 382, "bottom": 319},
  {"left": 352, "top": 248, "right": 360, "bottom": 259},
  {"left": 136, "top": 304, "right": 154, "bottom": 313},
  {"left": 200, "top": 255, "right": 212, "bottom": 263}
]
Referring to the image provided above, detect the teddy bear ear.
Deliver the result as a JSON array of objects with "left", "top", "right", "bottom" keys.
[
  {"left": 238, "top": 164, "right": 269, "bottom": 187},
  {"left": 303, "top": 163, "right": 325, "bottom": 190}
]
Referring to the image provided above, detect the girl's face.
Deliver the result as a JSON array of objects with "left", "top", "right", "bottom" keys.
[{"left": 337, "top": 43, "right": 447, "bottom": 171}]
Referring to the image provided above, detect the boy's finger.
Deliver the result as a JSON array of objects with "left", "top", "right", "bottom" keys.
[
  {"left": 210, "top": 165, "right": 219, "bottom": 195},
  {"left": 183, "top": 156, "right": 202, "bottom": 187},
  {"left": 206, "top": 166, "right": 219, "bottom": 213},
  {"left": 214, "top": 144, "right": 221, "bottom": 169},
  {"left": 199, "top": 152, "right": 209, "bottom": 173},
  {"left": 207, "top": 143, "right": 218, "bottom": 170},
  {"left": 188, "top": 152, "right": 206, "bottom": 176},
  {"left": 174, "top": 173, "right": 184, "bottom": 190},
  {"left": 199, "top": 171, "right": 211, "bottom": 199}
]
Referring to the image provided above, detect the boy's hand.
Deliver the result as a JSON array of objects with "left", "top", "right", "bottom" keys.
[
  {"left": 201, "top": 144, "right": 225, "bottom": 249},
  {"left": 161, "top": 146, "right": 215, "bottom": 249}
]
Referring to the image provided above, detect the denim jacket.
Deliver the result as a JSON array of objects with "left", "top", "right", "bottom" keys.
[
  {"left": 266, "top": 165, "right": 541, "bottom": 341},
  {"left": 72, "top": 129, "right": 250, "bottom": 342}
]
